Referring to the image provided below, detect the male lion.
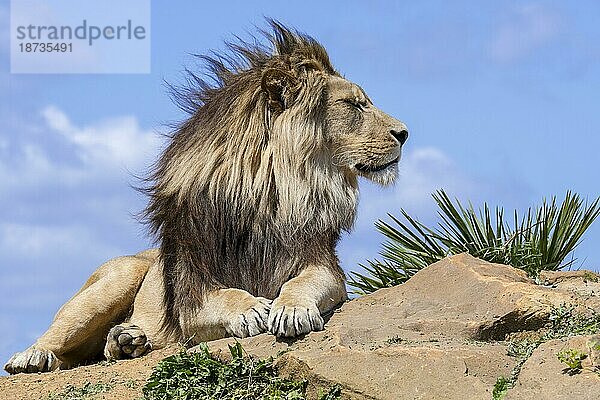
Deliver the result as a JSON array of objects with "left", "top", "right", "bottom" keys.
[{"left": 5, "top": 21, "right": 408, "bottom": 374}]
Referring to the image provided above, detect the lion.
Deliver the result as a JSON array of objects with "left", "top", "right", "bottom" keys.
[{"left": 4, "top": 20, "right": 408, "bottom": 374}]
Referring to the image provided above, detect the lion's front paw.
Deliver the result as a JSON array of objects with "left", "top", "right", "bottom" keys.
[
  {"left": 104, "top": 323, "right": 151, "bottom": 361},
  {"left": 4, "top": 346, "right": 60, "bottom": 374},
  {"left": 225, "top": 296, "right": 271, "bottom": 338},
  {"left": 268, "top": 299, "right": 324, "bottom": 337}
]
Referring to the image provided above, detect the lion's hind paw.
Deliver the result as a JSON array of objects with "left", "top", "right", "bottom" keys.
[
  {"left": 4, "top": 346, "right": 60, "bottom": 374},
  {"left": 104, "top": 323, "right": 151, "bottom": 361}
]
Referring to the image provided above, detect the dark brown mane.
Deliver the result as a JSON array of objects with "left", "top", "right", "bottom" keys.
[{"left": 141, "top": 20, "right": 348, "bottom": 339}]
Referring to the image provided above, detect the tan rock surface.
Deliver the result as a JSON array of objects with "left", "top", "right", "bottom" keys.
[
  {"left": 1, "top": 253, "right": 599, "bottom": 399},
  {"left": 0, "top": 346, "right": 178, "bottom": 400},
  {"left": 539, "top": 270, "right": 600, "bottom": 298},
  {"left": 506, "top": 335, "right": 600, "bottom": 400}
]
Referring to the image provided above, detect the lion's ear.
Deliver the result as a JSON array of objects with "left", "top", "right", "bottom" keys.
[{"left": 261, "top": 68, "right": 296, "bottom": 112}]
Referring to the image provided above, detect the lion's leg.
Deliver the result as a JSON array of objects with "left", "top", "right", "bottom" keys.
[
  {"left": 268, "top": 264, "right": 347, "bottom": 337},
  {"left": 183, "top": 288, "right": 272, "bottom": 343},
  {"left": 4, "top": 250, "right": 155, "bottom": 374},
  {"left": 3, "top": 347, "right": 60, "bottom": 375},
  {"left": 103, "top": 258, "right": 166, "bottom": 361},
  {"left": 104, "top": 322, "right": 152, "bottom": 361},
  {"left": 105, "top": 284, "right": 272, "bottom": 358}
]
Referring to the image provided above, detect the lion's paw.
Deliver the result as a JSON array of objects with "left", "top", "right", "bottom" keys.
[
  {"left": 104, "top": 323, "right": 151, "bottom": 361},
  {"left": 225, "top": 297, "right": 271, "bottom": 338},
  {"left": 268, "top": 299, "right": 324, "bottom": 337},
  {"left": 4, "top": 346, "right": 60, "bottom": 374}
]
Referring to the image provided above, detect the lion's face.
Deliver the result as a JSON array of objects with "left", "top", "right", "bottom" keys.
[{"left": 325, "top": 76, "right": 408, "bottom": 186}]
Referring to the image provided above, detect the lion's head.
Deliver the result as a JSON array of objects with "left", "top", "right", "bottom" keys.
[
  {"left": 325, "top": 76, "right": 408, "bottom": 185},
  {"left": 144, "top": 20, "right": 408, "bottom": 335}
]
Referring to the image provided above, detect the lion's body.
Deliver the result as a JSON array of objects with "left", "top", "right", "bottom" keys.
[{"left": 5, "top": 21, "right": 408, "bottom": 374}]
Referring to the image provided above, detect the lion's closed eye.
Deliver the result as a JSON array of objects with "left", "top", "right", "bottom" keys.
[{"left": 337, "top": 98, "right": 368, "bottom": 111}]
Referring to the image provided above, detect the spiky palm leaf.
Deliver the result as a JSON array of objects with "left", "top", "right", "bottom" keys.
[{"left": 348, "top": 190, "right": 600, "bottom": 295}]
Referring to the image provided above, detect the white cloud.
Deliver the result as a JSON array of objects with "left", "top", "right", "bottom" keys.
[
  {"left": 339, "top": 146, "right": 529, "bottom": 273},
  {"left": 41, "top": 105, "right": 161, "bottom": 171},
  {"left": 0, "top": 141, "right": 82, "bottom": 189},
  {"left": 339, "top": 147, "right": 473, "bottom": 269},
  {"left": 0, "top": 107, "right": 158, "bottom": 324},
  {"left": 354, "top": 147, "right": 477, "bottom": 227},
  {"left": 490, "top": 4, "right": 561, "bottom": 63},
  {"left": 0, "top": 106, "right": 161, "bottom": 191},
  {"left": 392, "top": 147, "right": 475, "bottom": 210}
]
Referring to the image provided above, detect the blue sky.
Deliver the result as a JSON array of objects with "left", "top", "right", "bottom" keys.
[{"left": 1, "top": 1, "right": 599, "bottom": 371}]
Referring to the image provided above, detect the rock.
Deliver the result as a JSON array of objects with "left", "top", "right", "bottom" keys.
[
  {"left": 539, "top": 270, "right": 600, "bottom": 297},
  {"left": 208, "top": 333, "right": 513, "bottom": 399},
  {"left": 201, "top": 253, "right": 600, "bottom": 399},
  {"left": 325, "top": 253, "right": 592, "bottom": 343},
  {"left": 506, "top": 335, "right": 600, "bottom": 400},
  {"left": 274, "top": 343, "right": 513, "bottom": 399},
  {"left": 2, "top": 253, "right": 600, "bottom": 399}
]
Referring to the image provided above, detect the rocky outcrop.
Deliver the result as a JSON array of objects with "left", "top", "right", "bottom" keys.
[
  {"left": 205, "top": 253, "right": 600, "bottom": 399},
  {"left": 506, "top": 335, "right": 600, "bottom": 400},
  {"left": 1, "top": 253, "right": 599, "bottom": 399}
]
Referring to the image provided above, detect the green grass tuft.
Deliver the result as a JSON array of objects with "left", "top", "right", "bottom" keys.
[
  {"left": 143, "top": 342, "right": 340, "bottom": 400},
  {"left": 557, "top": 349, "right": 587, "bottom": 374},
  {"left": 492, "top": 376, "right": 509, "bottom": 400},
  {"left": 46, "top": 382, "right": 114, "bottom": 400},
  {"left": 317, "top": 385, "right": 342, "bottom": 400},
  {"left": 349, "top": 190, "right": 600, "bottom": 294},
  {"left": 491, "top": 304, "right": 600, "bottom": 398}
]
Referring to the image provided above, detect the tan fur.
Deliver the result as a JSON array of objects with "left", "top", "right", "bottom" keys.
[{"left": 4, "top": 22, "right": 408, "bottom": 374}]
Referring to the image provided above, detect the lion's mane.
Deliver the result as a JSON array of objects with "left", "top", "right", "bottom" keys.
[{"left": 143, "top": 21, "right": 356, "bottom": 337}]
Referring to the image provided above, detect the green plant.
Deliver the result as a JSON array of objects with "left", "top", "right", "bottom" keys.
[
  {"left": 143, "top": 342, "right": 339, "bottom": 400},
  {"left": 548, "top": 304, "right": 600, "bottom": 337},
  {"left": 317, "top": 385, "right": 342, "bottom": 400},
  {"left": 492, "top": 305, "right": 600, "bottom": 398},
  {"left": 96, "top": 359, "right": 116, "bottom": 367},
  {"left": 583, "top": 271, "right": 599, "bottom": 283},
  {"left": 46, "top": 382, "right": 114, "bottom": 400},
  {"left": 557, "top": 349, "right": 588, "bottom": 374},
  {"left": 349, "top": 190, "right": 600, "bottom": 294},
  {"left": 492, "top": 338, "right": 541, "bottom": 399},
  {"left": 123, "top": 379, "right": 138, "bottom": 389},
  {"left": 492, "top": 376, "right": 509, "bottom": 400}
]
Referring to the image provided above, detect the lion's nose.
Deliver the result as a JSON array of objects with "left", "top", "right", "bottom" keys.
[{"left": 390, "top": 129, "right": 409, "bottom": 145}]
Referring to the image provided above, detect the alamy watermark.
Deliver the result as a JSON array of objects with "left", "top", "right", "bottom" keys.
[{"left": 11, "top": 0, "right": 151, "bottom": 74}]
